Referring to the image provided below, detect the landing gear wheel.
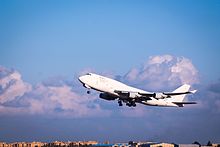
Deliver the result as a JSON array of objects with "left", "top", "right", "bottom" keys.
[
  {"left": 126, "top": 103, "right": 132, "bottom": 107},
  {"left": 126, "top": 101, "right": 136, "bottom": 107},
  {"left": 131, "top": 101, "right": 136, "bottom": 107},
  {"left": 87, "top": 90, "right": 91, "bottom": 94},
  {"left": 118, "top": 100, "right": 123, "bottom": 106}
]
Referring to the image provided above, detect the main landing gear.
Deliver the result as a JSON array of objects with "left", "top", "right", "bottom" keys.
[
  {"left": 126, "top": 101, "right": 136, "bottom": 107},
  {"left": 118, "top": 100, "right": 123, "bottom": 106},
  {"left": 118, "top": 100, "right": 137, "bottom": 107}
]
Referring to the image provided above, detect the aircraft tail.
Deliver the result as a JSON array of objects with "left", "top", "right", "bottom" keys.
[{"left": 168, "top": 84, "right": 191, "bottom": 102}]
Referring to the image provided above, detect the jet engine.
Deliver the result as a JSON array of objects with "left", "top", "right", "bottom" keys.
[{"left": 99, "top": 93, "right": 118, "bottom": 100}]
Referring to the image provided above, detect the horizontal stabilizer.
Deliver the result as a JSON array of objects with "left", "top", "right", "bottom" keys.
[
  {"left": 190, "top": 90, "right": 197, "bottom": 94},
  {"left": 163, "top": 90, "right": 196, "bottom": 96},
  {"left": 173, "top": 102, "right": 197, "bottom": 104},
  {"left": 173, "top": 101, "right": 197, "bottom": 107}
]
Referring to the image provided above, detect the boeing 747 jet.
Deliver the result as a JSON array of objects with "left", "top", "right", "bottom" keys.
[{"left": 78, "top": 73, "right": 197, "bottom": 107}]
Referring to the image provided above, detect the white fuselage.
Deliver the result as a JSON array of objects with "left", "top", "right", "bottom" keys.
[{"left": 79, "top": 73, "right": 179, "bottom": 107}]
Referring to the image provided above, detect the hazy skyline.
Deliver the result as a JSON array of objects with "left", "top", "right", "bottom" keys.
[{"left": 0, "top": 0, "right": 220, "bottom": 144}]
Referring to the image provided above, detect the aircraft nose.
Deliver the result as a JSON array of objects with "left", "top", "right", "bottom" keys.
[
  {"left": 78, "top": 73, "right": 92, "bottom": 84},
  {"left": 78, "top": 76, "right": 85, "bottom": 83}
]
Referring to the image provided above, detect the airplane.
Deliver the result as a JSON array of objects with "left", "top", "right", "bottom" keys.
[{"left": 78, "top": 73, "right": 197, "bottom": 107}]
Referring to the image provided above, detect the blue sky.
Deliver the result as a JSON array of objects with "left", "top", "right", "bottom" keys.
[
  {"left": 0, "top": 0, "right": 220, "bottom": 144},
  {"left": 1, "top": 0, "right": 220, "bottom": 83}
]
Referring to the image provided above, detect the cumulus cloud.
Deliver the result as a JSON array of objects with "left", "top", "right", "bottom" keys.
[
  {"left": 0, "top": 66, "right": 31, "bottom": 103},
  {"left": 0, "top": 67, "right": 111, "bottom": 118},
  {"left": 124, "top": 55, "right": 199, "bottom": 91},
  {"left": 25, "top": 83, "right": 110, "bottom": 117},
  {"left": 1, "top": 55, "right": 220, "bottom": 143},
  {"left": 0, "top": 55, "right": 215, "bottom": 119}
]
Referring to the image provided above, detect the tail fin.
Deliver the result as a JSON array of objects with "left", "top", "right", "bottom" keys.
[{"left": 168, "top": 84, "right": 191, "bottom": 102}]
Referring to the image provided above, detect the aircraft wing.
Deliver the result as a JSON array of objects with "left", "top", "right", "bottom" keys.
[
  {"left": 138, "top": 90, "right": 197, "bottom": 97},
  {"left": 114, "top": 90, "right": 131, "bottom": 94},
  {"left": 114, "top": 90, "right": 152, "bottom": 100},
  {"left": 114, "top": 89, "right": 197, "bottom": 99},
  {"left": 172, "top": 101, "right": 197, "bottom": 107}
]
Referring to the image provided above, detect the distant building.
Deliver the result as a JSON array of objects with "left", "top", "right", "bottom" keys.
[
  {"left": 1, "top": 141, "right": 219, "bottom": 147},
  {"left": 212, "top": 144, "right": 220, "bottom": 147},
  {"left": 79, "top": 141, "right": 98, "bottom": 146},
  {"left": 6, "top": 142, "right": 46, "bottom": 147},
  {"left": 0, "top": 142, "right": 8, "bottom": 147},
  {"left": 137, "top": 142, "right": 156, "bottom": 147},
  {"left": 92, "top": 143, "right": 128, "bottom": 147},
  {"left": 139, "top": 142, "right": 178, "bottom": 147},
  {"left": 179, "top": 144, "right": 200, "bottom": 147},
  {"left": 8, "top": 142, "right": 28, "bottom": 147},
  {"left": 47, "top": 141, "right": 67, "bottom": 146},
  {"left": 44, "top": 141, "right": 98, "bottom": 147},
  {"left": 27, "top": 142, "right": 46, "bottom": 147}
]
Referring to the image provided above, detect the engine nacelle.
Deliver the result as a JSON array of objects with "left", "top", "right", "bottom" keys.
[
  {"left": 153, "top": 93, "right": 167, "bottom": 99},
  {"left": 99, "top": 93, "right": 118, "bottom": 101}
]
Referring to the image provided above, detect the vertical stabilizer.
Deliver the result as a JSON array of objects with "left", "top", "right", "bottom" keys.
[{"left": 168, "top": 84, "right": 191, "bottom": 102}]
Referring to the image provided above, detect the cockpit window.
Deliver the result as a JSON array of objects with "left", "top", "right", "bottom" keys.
[{"left": 86, "top": 73, "right": 92, "bottom": 76}]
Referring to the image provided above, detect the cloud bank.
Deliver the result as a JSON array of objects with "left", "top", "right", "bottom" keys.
[
  {"left": 0, "top": 55, "right": 219, "bottom": 119},
  {"left": 0, "top": 66, "right": 110, "bottom": 117},
  {"left": 0, "top": 66, "right": 31, "bottom": 103},
  {"left": 124, "top": 55, "right": 199, "bottom": 91},
  {"left": 1, "top": 55, "right": 220, "bottom": 143}
]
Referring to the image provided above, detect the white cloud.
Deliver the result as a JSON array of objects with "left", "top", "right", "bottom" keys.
[
  {"left": 124, "top": 55, "right": 199, "bottom": 91},
  {"left": 0, "top": 67, "right": 111, "bottom": 118},
  {"left": 147, "top": 54, "right": 173, "bottom": 65},
  {"left": 0, "top": 105, "right": 26, "bottom": 115},
  {"left": 0, "top": 55, "right": 203, "bottom": 118},
  {"left": 0, "top": 68, "right": 31, "bottom": 103},
  {"left": 23, "top": 83, "right": 112, "bottom": 118},
  {"left": 124, "top": 68, "right": 139, "bottom": 82},
  {"left": 170, "top": 57, "right": 198, "bottom": 84}
]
